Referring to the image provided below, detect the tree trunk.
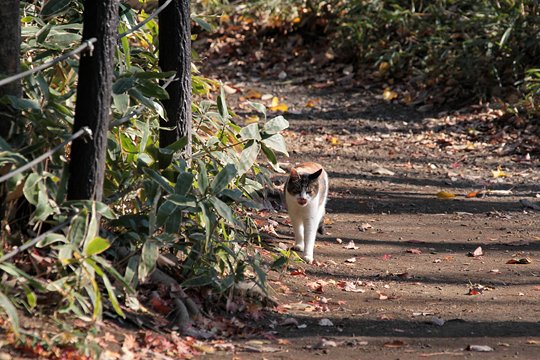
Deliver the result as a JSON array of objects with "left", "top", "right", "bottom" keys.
[
  {"left": 67, "top": 0, "right": 119, "bottom": 201},
  {"left": 0, "top": 0, "right": 21, "bottom": 241},
  {"left": 158, "top": 0, "right": 192, "bottom": 164},
  {"left": 0, "top": 0, "right": 21, "bottom": 140}
]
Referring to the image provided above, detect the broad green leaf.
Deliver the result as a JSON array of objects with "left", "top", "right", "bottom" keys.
[
  {"left": 5, "top": 96, "right": 40, "bottom": 111},
  {"left": 138, "top": 79, "right": 170, "bottom": 99},
  {"left": 138, "top": 239, "right": 159, "bottom": 281},
  {"left": 237, "top": 142, "right": 260, "bottom": 176},
  {"left": 192, "top": 16, "right": 215, "bottom": 32},
  {"left": 175, "top": 172, "right": 194, "bottom": 195},
  {"left": 84, "top": 237, "right": 111, "bottom": 256},
  {"left": 167, "top": 194, "right": 198, "bottom": 208},
  {"left": 263, "top": 115, "right": 289, "bottom": 134},
  {"left": 68, "top": 212, "right": 88, "bottom": 246},
  {"left": 23, "top": 173, "right": 41, "bottom": 205},
  {"left": 209, "top": 196, "right": 235, "bottom": 224},
  {"left": 37, "top": 233, "right": 66, "bottom": 248},
  {"left": 240, "top": 123, "right": 261, "bottom": 141},
  {"left": 113, "top": 77, "right": 136, "bottom": 94},
  {"left": 94, "top": 255, "right": 133, "bottom": 291},
  {"left": 41, "top": 0, "right": 71, "bottom": 17},
  {"left": 142, "top": 168, "right": 174, "bottom": 194},
  {"left": 210, "top": 164, "right": 237, "bottom": 194},
  {"left": 0, "top": 291, "right": 20, "bottom": 336},
  {"left": 248, "top": 101, "right": 267, "bottom": 118},
  {"left": 160, "top": 136, "right": 188, "bottom": 155},
  {"left": 262, "top": 134, "right": 289, "bottom": 155}
]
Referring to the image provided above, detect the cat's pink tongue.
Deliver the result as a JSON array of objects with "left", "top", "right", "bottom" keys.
[{"left": 297, "top": 199, "right": 307, "bottom": 206}]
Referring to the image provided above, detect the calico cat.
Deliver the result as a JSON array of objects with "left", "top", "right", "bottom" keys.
[{"left": 284, "top": 162, "right": 328, "bottom": 264}]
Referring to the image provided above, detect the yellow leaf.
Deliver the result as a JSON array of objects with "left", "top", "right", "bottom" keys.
[
  {"left": 379, "top": 61, "right": 390, "bottom": 74},
  {"left": 383, "top": 87, "right": 398, "bottom": 101},
  {"left": 305, "top": 98, "right": 320, "bottom": 108},
  {"left": 245, "top": 115, "right": 260, "bottom": 124},
  {"left": 245, "top": 89, "right": 262, "bottom": 99},
  {"left": 219, "top": 14, "right": 230, "bottom": 24},
  {"left": 269, "top": 97, "right": 288, "bottom": 112},
  {"left": 329, "top": 137, "right": 339, "bottom": 145},
  {"left": 292, "top": 17, "right": 301, "bottom": 24},
  {"left": 492, "top": 167, "right": 507, "bottom": 178},
  {"left": 436, "top": 191, "right": 456, "bottom": 199}
]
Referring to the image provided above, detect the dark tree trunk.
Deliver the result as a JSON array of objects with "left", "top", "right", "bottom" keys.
[
  {"left": 67, "top": 0, "right": 119, "bottom": 201},
  {"left": 0, "top": 0, "right": 21, "bottom": 140},
  {"left": 158, "top": 0, "right": 192, "bottom": 164},
  {"left": 0, "top": 0, "right": 21, "bottom": 240}
]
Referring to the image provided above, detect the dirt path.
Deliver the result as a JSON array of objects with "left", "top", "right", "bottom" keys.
[{"left": 202, "top": 77, "right": 540, "bottom": 359}]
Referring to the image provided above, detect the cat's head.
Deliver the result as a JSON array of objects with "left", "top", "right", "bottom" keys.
[{"left": 287, "top": 168, "right": 323, "bottom": 206}]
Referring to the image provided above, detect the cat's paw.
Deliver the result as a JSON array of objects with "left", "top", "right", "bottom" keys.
[
  {"left": 303, "top": 255, "right": 314, "bottom": 264},
  {"left": 292, "top": 244, "right": 304, "bottom": 252}
]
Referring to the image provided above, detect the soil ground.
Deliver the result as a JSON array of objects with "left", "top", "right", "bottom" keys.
[{"left": 200, "top": 71, "right": 540, "bottom": 359}]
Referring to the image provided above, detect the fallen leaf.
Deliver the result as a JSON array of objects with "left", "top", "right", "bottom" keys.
[
  {"left": 279, "top": 318, "right": 299, "bottom": 327},
  {"left": 318, "top": 318, "right": 334, "bottom": 327},
  {"left": 377, "top": 291, "right": 389, "bottom": 300},
  {"left": 466, "top": 345, "right": 494, "bottom": 352},
  {"left": 466, "top": 191, "right": 481, "bottom": 198},
  {"left": 468, "top": 246, "right": 483, "bottom": 257},
  {"left": 384, "top": 340, "right": 406, "bottom": 348},
  {"left": 245, "top": 89, "right": 262, "bottom": 99},
  {"left": 344, "top": 240, "right": 359, "bottom": 250},
  {"left": 305, "top": 98, "right": 320, "bottom": 108},
  {"left": 383, "top": 87, "right": 398, "bottom": 101},
  {"left": 335, "top": 238, "right": 343, "bottom": 244},
  {"left": 290, "top": 269, "right": 306, "bottom": 276},
  {"left": 492, "top": 167, "right": 507, "bottom": 178},
  {"left": 372, "top": 166, "right": 395, "bottom": 176},
  {"left": 382, "top": 254, "right": 392, "bottom": 261},
  {"left": 358, "top": 223, "right": 372, "bottom": 232},
  {"left": 406, "top": 248, "right": 422, "bottom": 255},
  {"left": 313, "top": 338, "right": 337, "bottom": 349},
  {"left": 506, "top": 258, "right": 532, "bottom": 264},
  {"left": 269, "top": 97, "right": 288, "bottom": 112},
  {"left": 345, "top": 257, "right": 357, "bottom": 263},
  {"left": 338, "top": 280, "right": 365, "bottom": 293},
  {"left": 436, "top": 191, "right": 456, "bottom": 199}
]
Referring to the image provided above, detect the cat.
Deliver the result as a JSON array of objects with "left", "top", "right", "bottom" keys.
[{"left": 284, "top": 162, "right": 328, "bottom": 264}]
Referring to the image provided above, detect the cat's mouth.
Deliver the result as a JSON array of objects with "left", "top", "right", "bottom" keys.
[{"left": 297, "top": 198, "right": 308, "bottom": 206}]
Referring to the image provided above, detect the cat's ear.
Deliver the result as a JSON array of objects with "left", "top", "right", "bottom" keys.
[
  {"left": 290, "top": 168, "right": 299, "bottom": 178},
  {"left": 309, "top": 169, "right": 323, "bottom": 180}
]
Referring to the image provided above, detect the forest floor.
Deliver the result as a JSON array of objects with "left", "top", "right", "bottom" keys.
[{"left": 196, "top": 35, "right": 540, "bottom": 359}]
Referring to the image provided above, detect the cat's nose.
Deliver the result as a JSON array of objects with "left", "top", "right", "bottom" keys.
[{"left": 297, "top": 198, "right": 307, "bottom": 205}]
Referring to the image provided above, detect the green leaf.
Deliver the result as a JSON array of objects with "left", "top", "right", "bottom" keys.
[
  {"left": 138, "top": 79, "right": 170, "bottom": 100},
  {"left": 209, "top": 196, "right": 235, "bottom": 224},
  {"left": 181, "top": 274, "right": 214, "bottom": 288},
  {"left": 262, "top": 134, "right": 289, "bottom": 155},
  {"left": 240, "top": 123, "right": 261, "bottom": 141},
  {"left": 237, "top": 142, "right": 260, "bottom": 176},
  {"left": 248, "top": 102, "right": 267, "bottom": 118},
  {"left": 37, "top": 233, "right": 66, "bottom": 248},
  {"left": 160, "top": 136, "right": 188, "bottom": 155},
  {"left": 192, "top": 16, "right": 215, "bottom": 32},
  {"left": 67, "top": 212, "right": 87, "bottom": 246},
  {"left": 0, "top": 290, "right": 20, "bottom": 337},
  {"left": 83, "top": 237, "right": 111, "bottom": 256},
  {"left": 102, "top": 273, "right": 125, "bottom": 318},
  {"left": 138, "top": 239, "right": 159, "bottom": 281},
  {"left": 217, "top": 86, "right": 228, "bottom": 120},
  {"left": 133, "top": 70, "right": 176, "bottom": 80},
  {"left": 210, "top": 164, "right": 237, "bottom": 194},
  {"left": 41, "top": 0, "right": 71, "bottom": 17},
  {"left": 261, "top": 142, "right": 277, "bottom": 164},
  {"left": 263, "top": 115, "right": 289, "bottom": 134},
  {"left": 113, "top": 77, "right": 136, "bottom": 94},
  {"left": 142, "top": 168, "right": 174, "bottom": 194},
  {"left": 5, "top": 96, "right": 41, "bottom": 111},
  {"left": 197, "top": 160, "right": 209, "bottom": 193},
  {"left": 23, "top": 173, "right": 41, "bottom": 205},
  {"left": 175, "top": 172, "right": 194, "bottom": 195}
]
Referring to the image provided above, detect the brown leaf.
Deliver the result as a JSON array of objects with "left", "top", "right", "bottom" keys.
[
  {"left": 506, "top": 258, "right": 532, "bottom": 264},
  {"left": 406, "top": 248, "right": 422, "bottom": 255},
  {"left": 384, "top": 340, "right": 406, "bottom": 348}
]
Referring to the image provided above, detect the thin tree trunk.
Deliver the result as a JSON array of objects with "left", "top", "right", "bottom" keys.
[
  {"left": 158, "top": 0, "right": 192, "bottom": 164},
  {"left": 0, "top": 0, "right": 21, "bottom": 140},
  {"left": 67, "top": 0, "right": 119, "bottom": 201}
]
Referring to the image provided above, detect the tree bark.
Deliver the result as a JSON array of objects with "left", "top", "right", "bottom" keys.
[
  {"left": 158, "top": 0, "right": 192, "bottom": 164},
  {"left": 67, "top": 0, "right": 119, "bottom": 201},
  {"left": 0, "top": 0, "right": 21, "bottom": 140},
  {"left": 0, "top": 0, "right": 21, "bottom": 240}
]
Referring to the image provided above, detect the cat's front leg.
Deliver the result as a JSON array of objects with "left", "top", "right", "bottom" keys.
[
  {"left": 302, "top": 219, "right": 318, "bottom": 264},
  {"left": 291, "top": 218, "right": 305, "bottom": 252}
]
